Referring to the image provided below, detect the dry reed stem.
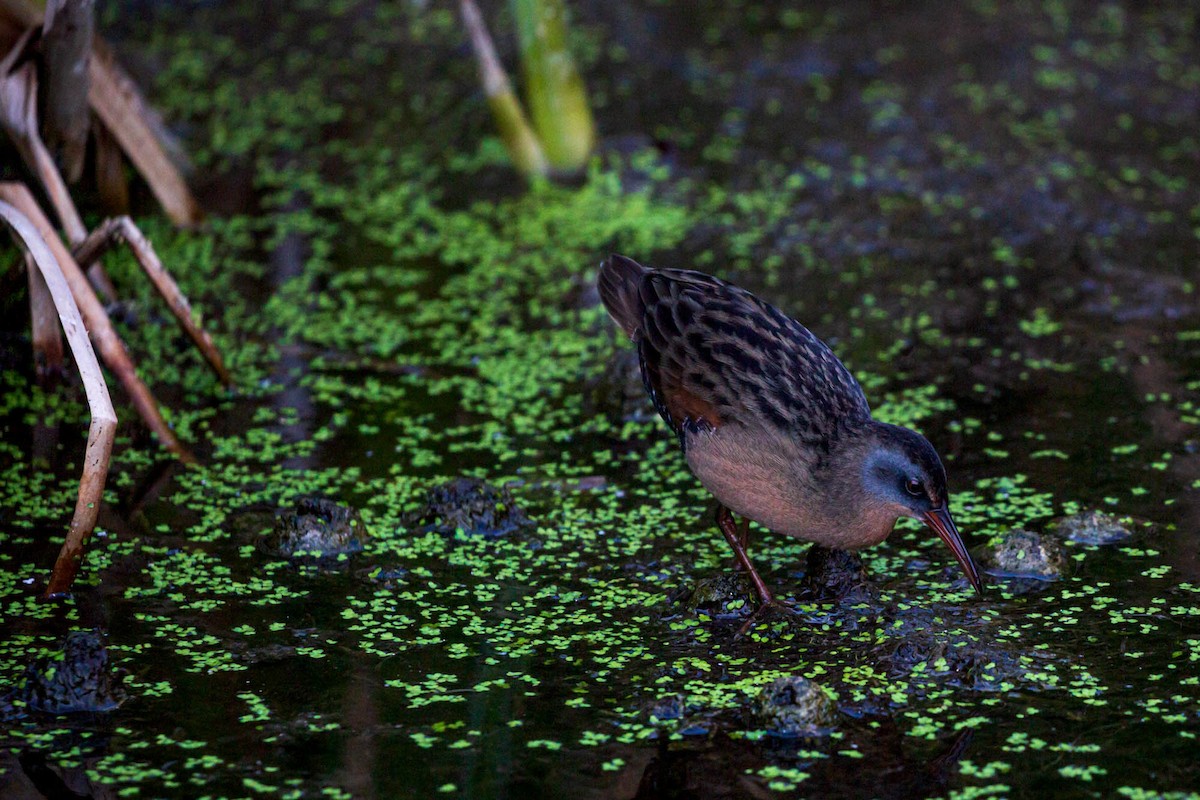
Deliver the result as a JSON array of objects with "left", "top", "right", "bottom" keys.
[
  {"left": 0, "top": 32, "right": 88, "bottom": 243},
  {"left": 0, "top": 195, "right": 115, "bottom": 598},
  {"left": 74, "top": 216, "right": 232, "bottom": 387},
  {"left": 40, "top": 0, "right": 94, "bottom": 183},
  {"left": 89, "top": 39, "right": 201, "bottom": 225},
  {"left": 24, "top": 249, "right": 65, "bottom": 376},
  {"left": 0, "top": 183, "right": 196, "bottom": 463},
  {"left": 1, "top": 0, "right": 200, "bottom": 225}
]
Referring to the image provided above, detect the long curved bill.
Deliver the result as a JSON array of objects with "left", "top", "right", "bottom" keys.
[{"left": 922, "top": 506, "right": 984, "bottom": 596}]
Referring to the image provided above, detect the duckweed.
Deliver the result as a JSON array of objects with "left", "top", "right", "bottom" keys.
[{"left": 1, "top": 0, "right": 1198, "bottom": 797}]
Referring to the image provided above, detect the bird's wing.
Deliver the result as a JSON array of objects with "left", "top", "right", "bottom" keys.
[{"left": 634, "top": 267, "right": 871, "bottom": 450}]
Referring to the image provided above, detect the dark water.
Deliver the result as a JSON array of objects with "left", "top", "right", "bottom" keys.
[{"left": 1, "top": 1, "right": 1198, "bottom": 798}]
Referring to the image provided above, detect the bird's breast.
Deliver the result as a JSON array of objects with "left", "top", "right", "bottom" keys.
[{"left": 685, "top": 424, "right": 899, "bottom": 549}]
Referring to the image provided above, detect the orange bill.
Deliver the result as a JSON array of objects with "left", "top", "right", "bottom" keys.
[{"left": 922, "top": 506, "right": 984, "bottom": 596}]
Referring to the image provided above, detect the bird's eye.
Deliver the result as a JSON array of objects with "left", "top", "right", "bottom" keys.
[{"left": 904, "top": 477, "right": 923, "bottom": 497}]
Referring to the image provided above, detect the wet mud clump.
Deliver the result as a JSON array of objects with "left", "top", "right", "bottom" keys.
[
  {"left": 973, "top": 528, "right": 1068, "bottom": 582},
  {"left": 754, "top": 676, "right": 837, "bottom": 737},
  {"left": 798, "top": 545, "right": 876, "bottom": 601},
  {"left": 267, "top": 496, "right": 369, "bottom": 558},
  {"left": 670, "top": 573, "right": 756, "bottom": 618},
  {"left": 873, "top": 606, "right": 1038, "bottom": 693},
  {"left": 644, "top": 694, "right": 690, "bottom": 723},
  {"left": 1048, "top": 510, "right": 1134, "bottom": 545},
  {"left": 1, "top": 631, "right": 126, "bottom": 716},
  {"left": 640, "top": 694, "right": 712, "bottom": 735},
  {"left": 404, "top": 478, "right": 533, "bottom": 539}
]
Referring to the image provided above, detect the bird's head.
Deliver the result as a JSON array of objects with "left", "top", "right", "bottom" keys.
[{"left": 859, "top": 422, "right": 983, "bottom": 595}]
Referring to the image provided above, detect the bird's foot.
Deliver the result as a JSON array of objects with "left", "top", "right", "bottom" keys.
[
  {"left": 734, "top": 596, "right": 805, "bottom": 639},
  {"left": 733, "top": 589, "right": 844, "bottom": 638}
]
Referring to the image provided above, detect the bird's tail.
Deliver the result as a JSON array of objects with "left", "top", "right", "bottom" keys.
[{"left": 597, "top": 254, "right": 648, "bottom": 338}]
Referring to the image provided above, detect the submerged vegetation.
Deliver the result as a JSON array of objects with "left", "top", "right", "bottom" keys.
[{"left": 0, "top": 0, "right": 1198, "bottom": 797}]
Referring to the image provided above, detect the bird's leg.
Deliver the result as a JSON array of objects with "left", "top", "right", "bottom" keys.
[
  {"left": 725, "top": 516, "right": 752, "bottom": 572},
  {"left": 715, "top": 505, "right": 775, "bottom": 607},
  {"left": 716, "top": 506, "right": 804, "bottom": 637}
]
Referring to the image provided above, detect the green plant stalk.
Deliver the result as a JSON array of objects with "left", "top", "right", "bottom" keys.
[
  {"left": 486, "top": 90, "right": 549, "bottom": 177},
  {"left": 459, "top": 0, "right": 548, "bottom": 177},
  {"left": 511, "top": 0, "right": 595, "bottom": 173}
]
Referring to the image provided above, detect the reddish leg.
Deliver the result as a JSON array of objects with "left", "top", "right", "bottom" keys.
[
  {"left": 725, "top": 514, "right": 751, "bottom": 571},
  {"left": 716, "top": 505, "right": 775, "bottom": 607}
]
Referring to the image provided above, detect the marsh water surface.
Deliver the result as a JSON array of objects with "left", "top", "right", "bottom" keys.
[{"left": 1, "top": 1, "right": 1199, "bottom": 798}]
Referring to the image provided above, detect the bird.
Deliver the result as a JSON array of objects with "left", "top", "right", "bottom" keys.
[{"left": 597, "top": 254, "right": 982, "bottom": 616}]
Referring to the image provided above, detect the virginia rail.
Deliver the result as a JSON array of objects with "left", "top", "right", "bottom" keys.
[{"left": 598, "top": 254, "right": 983, "bottom": 613}]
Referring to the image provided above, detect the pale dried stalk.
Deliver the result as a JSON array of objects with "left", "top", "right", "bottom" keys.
[
  {"left": 1, "top": 0, "right": 199, "bottom": 224},
  {"left": 0, "top": 196, "right": 115, "bottom": 598},
  {"left": 0, "top": 183, "right": 196, "bottom": 463},
  {"left": 92, "top": 115, "right": 129, "bottom": 213},
  {"left": 40, "top": 0, "right": 94, "bottom": 183},
  {"left": 74, "top": 216, "right": 232, "bottom": 387},
  {"left": 25, "top": 249, "right": 64, "bottom": 376},
  {"left": 89, "top": 39, "right": 201, "bottom": 226},
  {"left": 0, "top": 33, "right": 88, "bottom": 244}
]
